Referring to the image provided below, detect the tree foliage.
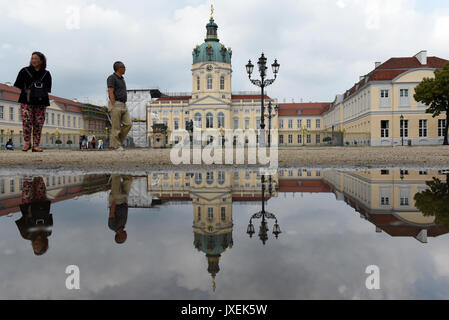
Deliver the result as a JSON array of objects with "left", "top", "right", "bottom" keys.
[
  {"left": 414, "top": 63, "right": 449, "bottom": 145},
  {"left": 414, "top": 175, "right": 449, "bottom": 229}
]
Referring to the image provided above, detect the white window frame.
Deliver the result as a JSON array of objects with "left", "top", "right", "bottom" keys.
[
  {"left": 233, "top": 118, "right": 239, "bottom": 129},
  {"left": 438, "top": 119, "right": 447, "bottom": 137},
  {"left": 400, "top": 119, "right": 408, "bottom": 138},
  {"left": 380, "top": 89, "right": 391, "bottom": 108},
  {"left": 381, "top": 120, "right": 389, "bottom": 138},
  {"left": 419, "top": 120, "right": 427, "bottom": 137},
  {"left": 207, "top": 75, "right": 213, "bottom": 90},
  {"left": 399, "top": 88, "right": 410, "bottom": 107}
]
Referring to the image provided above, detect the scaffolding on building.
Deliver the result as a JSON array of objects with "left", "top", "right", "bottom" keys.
[
  {"left": 127, "top": 177, "right": 155, "bottom": 208},
  {"left": 126, "top": 88, "right": 165, "bottom": 147}
]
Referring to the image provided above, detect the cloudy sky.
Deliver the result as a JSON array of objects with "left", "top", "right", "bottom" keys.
[{"left": 1, "top": 0, "right": 449, "bottom": 105}]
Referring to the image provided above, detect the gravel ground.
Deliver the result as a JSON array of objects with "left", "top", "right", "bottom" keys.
[{"left": 1, "top": 146, "right": 449, "bottom": 173}]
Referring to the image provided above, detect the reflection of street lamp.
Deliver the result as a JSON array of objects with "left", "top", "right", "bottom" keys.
[
  {"left": 246, "top": 175, "right": 281, "bottom": 245},
  {"left": 219, "top": 126, "right": 225, "bottom": 146},
  {"left": 300, "top": 124, "right": 307, "bottom": 146},
  {"left": 400, "top": 114, "right": 404, "bottom": 146},
  {"left": 246, "top": 54, "right": 280, "bottom": 146}
]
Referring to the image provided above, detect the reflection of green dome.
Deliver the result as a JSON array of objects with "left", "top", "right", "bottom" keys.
[
  {"left": 194, "top": 232, "right": 233, "bottom": 292},
  {"left": 192, "top": 18, "right": 232, "bottom": 64},
  {"left": 194, "top": 232, "right": 233, "bottom": 255}
]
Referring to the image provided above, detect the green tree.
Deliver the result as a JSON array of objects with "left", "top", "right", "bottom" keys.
[
  {"left": 414, "top": 63, "right": 449, "bottom": 145},
  {"left": 414, "top": 173, "right": 449, "bottom": 229}
]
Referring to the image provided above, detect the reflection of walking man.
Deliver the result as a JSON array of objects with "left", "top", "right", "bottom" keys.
[
  {"left": 108, "top": 175, "right": 133, "bottom": 244},
  {"left": 107, "top": 61, "right": 132, "bottom": 151}
]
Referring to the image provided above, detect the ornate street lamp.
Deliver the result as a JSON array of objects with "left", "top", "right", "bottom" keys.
[
  {"left": 267, "top": 101, "right": 279, "bottom": 147},
  {"left": 400, "top": 114, "right": 404, "bottom": 146},
  {"left": 246, "top": 174, "right": 281, "bottom": 245},
  {"left": 246, "top": 54, "right": 280, "bottom": 146}
]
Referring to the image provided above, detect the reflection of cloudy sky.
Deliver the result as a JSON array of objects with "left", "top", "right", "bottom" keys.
[
  {"left": 1, "top": 178, "right": 449, "bottom": 299},
  {"left": 1, "top": 0, "right": 449, "bottom": 104}
]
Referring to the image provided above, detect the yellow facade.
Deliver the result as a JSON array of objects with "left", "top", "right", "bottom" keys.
[
  {"left": 324, "top": 61, "right": 448, "bottom": 146},
  {"left": 147, "top": 15, "right": 278, "bottom": 147},
  {"left": 0, "top": 98, "right": 85, "bottom": 147}
]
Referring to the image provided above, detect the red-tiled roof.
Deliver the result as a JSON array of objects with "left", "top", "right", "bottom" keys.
[
  {"left": 278, "top": 102, "right": 331, "bottom": 116},
  {"left": 0, "top": 83, "right": 82, "bottom": 113},
  {"left": 278, "top": 179, "right": 331, "bottom": 193},
  {"left": 231, "top": 95, "right": 270, "bottom": 100},
  {"left": 157, "top": 96, "right": 191, "bottom": 101},
  {"left": 340, "top": 55, "right": 449, "bottom": 102},
  {"left": 376, "top": 56, "right": 448, "bottom": 70}
]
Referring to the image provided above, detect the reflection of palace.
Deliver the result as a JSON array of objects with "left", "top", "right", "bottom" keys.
[
  {"left": 147, "top": 170, "right": 278, "bottom": 290},
  {"left": 279, "top": 169, "right": 449, "bottom": 243}
]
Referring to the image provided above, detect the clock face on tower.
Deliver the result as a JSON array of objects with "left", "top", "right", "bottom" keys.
[{"left": 206, "top": 65, "right": 213, "bottom": 71}]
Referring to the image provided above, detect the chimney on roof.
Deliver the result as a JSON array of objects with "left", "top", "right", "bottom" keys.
[
  {"left": 375, "top": 62, "right": 382, "bottom": 69},
  {"left": 414, "top": 50, "right": 427, "bottom": 65}
]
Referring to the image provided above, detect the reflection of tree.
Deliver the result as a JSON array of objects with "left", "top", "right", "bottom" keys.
[{"left": 414, "top": 173, "right": 449, "bottom": 229}]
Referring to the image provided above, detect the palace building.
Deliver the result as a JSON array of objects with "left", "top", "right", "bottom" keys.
[
  {"left": 146, "top": 9, "right": 448, "bottom": 147},
  {"left": 0, "top": 83, "right": 110, "bottom": 148},
  {"left": 147, "top": 13, "right": 277, "bottom": 147},
  {"left": 323, "top": 51, "right": 449, "bottom": 146}
]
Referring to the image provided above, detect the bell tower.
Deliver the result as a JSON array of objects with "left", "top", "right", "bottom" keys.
[{"left": 191, "top": 6, "right": 232, "bottom": 101}]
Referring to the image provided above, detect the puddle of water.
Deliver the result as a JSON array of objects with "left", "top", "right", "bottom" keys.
[{"left": 0, "top": 169, "right": 448, "bottom": 299}]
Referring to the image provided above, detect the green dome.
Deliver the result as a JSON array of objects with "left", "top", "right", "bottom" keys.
[{"left": 192, "top": 18, "right": 232, "bottom": 64}]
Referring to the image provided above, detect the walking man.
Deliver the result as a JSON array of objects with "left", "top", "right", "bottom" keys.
[{"left": 107, "top": 61, "right": 132, "bottom": 151}]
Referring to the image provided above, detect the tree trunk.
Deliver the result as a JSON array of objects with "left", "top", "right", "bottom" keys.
[{"left": 445, "top": 111, "right": 449, "bottom": 146}]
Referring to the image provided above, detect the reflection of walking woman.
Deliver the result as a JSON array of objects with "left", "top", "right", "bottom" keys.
[
  {"left": 14, "top": 52, "right": 52, "bottom": 152},
  {"left": 16, "top": 176, "right": 52, "bottom": 256}
]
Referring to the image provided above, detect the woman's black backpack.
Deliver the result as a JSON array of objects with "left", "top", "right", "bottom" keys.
[{"left": 24, "top": 68, "right": 48, "bottom": 105}]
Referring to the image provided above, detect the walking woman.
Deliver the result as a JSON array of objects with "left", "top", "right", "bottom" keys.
[{"left": 14, "top": 52, "right": 52, "bottom": 152}]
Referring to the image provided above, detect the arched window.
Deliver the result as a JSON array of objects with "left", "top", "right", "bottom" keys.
[
  {"left": 206, "top": 172, "right": 214, "bottom": 185},
  {"left": 207, "top": 75, "right": 213, "bottom": 90},
  {"left": 220, "top": 76, "right": 225, "bottom": 90},
  {"left": 206, "top": 112, "right": 213, "bottom": 128},
  {"left": 195, "top": 173, "right": 202, "bottom": 185},
  {"left": 218, "top": 171, "right": 225, "bottom": 185},
  {"left": 194, "top": 113, "right": 202, "bottom": 127},
  {"left": 245, "top": 117, "right": 250, "bottom": 129},
  {"left": 196, "top": 76, "right": 200, "bottom": 90},
  {"left": 217, "top": 112, "right": 225, "bottom": 128}
]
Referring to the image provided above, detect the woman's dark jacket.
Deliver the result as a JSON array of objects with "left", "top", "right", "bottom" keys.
[
  {"left": 13, "top": 66, "right": 52, "bottom": 107},
  {"left": 16, "top": 200, "right": 53, "bottom": 240}
]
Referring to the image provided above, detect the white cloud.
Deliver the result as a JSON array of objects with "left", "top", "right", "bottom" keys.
[{"left": 0, "top": 0, "right": 448, "bottom": 104}]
